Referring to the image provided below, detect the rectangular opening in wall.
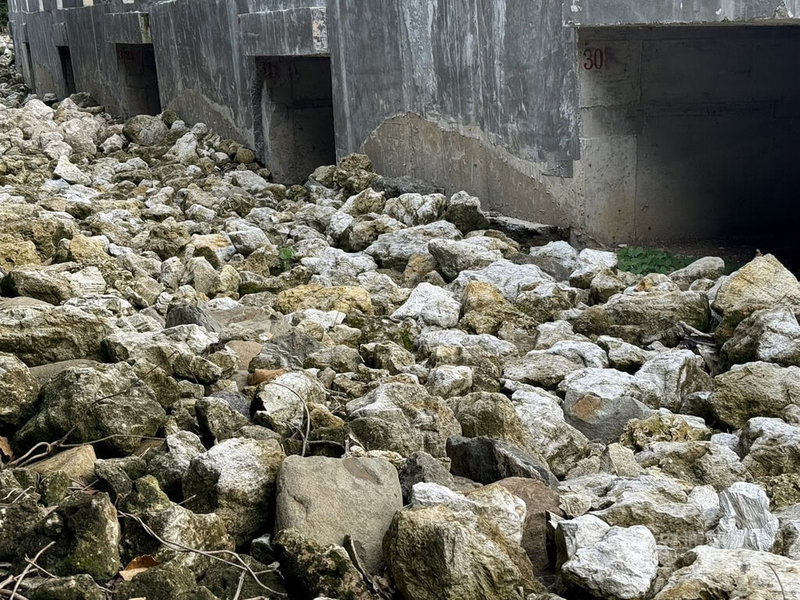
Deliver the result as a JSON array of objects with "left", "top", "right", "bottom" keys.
[
  {"left": 57, "top": 46, "right": 76, "bottom": 96},
  {"left": 115, "top": 43, "right": 161, "bottom": 116},
  {"left": 578, "top": 26, "right": 800, "bottom": 268},
  {"left": 255, "top": 56, "right": 336, "bottom": 184}
]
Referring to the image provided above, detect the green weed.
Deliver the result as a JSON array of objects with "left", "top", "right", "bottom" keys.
[{"left": 617, "top": 246, "right": 696, "bottom": 275}]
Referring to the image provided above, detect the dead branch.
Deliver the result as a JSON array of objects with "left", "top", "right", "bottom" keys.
[
  {"left": 266, "top": 381, "right": 311, "bottom": 457},
  {"left": 118, "top": 512, "right": 286, "bottom": 598},
  {"left": 0, "top": 541, "right": 56, "bottom": 599}
]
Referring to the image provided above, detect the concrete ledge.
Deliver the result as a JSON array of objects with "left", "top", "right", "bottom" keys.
[
  {"left": 564, "top": 0, "right": 800, "bottom": 26},
  {"left": 104, "top": 11, "right": 151, "bottom": 44},
  {"left": 239, "top": 7, "right": 328, "bottom": 57},
  {"left": 52, "top": 21, "right": 67, "bottom": 45}
]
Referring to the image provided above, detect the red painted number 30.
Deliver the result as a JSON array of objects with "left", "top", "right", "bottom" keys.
[{"left": 583, "top": 48, "right": 604, "bottom": 70}]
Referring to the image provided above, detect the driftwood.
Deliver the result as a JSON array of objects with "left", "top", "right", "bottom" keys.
[{"left": 676, "top": 320, "right": 722, "bottom": 376}]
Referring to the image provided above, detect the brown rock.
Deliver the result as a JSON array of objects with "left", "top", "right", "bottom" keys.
[
  {"left": 29, "top": 445, "right": 97, "bottom": 483},
  {"left": 276, "top": 284, "right": 374, "bottom": 316},
  {"left": 497, "top": 477, "right": 563, "bottom": 582}
]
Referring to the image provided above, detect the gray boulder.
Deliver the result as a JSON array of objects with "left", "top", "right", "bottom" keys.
[
  {"left": 559, "top": 368, "right": 657, "bottom": 443},
  {"left": 428, "top": 238, "right": 502, "bottom": 281},
  {"left": 574, "top": 290, "right": 710, "bottom": 346},
  {"left": 398, "top": 452, "right": 457, "bottom": 503},
  {"left": 557, "top": 514, "right": 658, "bottom": 600},
  {"left": 0, "top": 352, "right": 40, "bottom": 427},
  {"left": 252, "top": 370, "right": 326, "bottom": 436},
  {"left": 123, "top": 114, "right": 169, "bottom": 146},
  {"left": 273, "top": 528, "right": 374, "bottom": 600},
  {"left": 195, "top": 396, "right": 251, "bottom": 443},
  {"left": 19, "top": 492, "right": 120, "bottom": 581},
  {"left": 635, "top": 441, "right": 748, "bottom": 491},
  {"left": 147, "top": 431, "right": 208, "bottom": 498},
  {"left": 391, "top": 282, "right": 461, "bottom": 328},
  {"left": 568, "top": 248, "right": 617, "bottom": 288},
  {"left": 583, "top": 474, "right": 708, "bottom": 552},
  {"left": 16, "top": 362, "right": 165, "bottom": 454},
  {"left": 510, "top": 386, "right": 592, "bottom": 479},
  {"left": 385, "top": 483, "right": 536, "bottom": 600},
  {"left": 384, "top": 192, "right": 447, "bottom": 226},
  {"left": 449, "top": 259, "right": 553, "bottom": 303},
  {"left": 653, "top": 545, "right": 800, "bottom": 599},
  {"left": 711, "top": 253, "right": 800, "bottom": 342},
  {"left": 708, "top": 482, "right": 778, "bottom": 552},
  {"left": 426, "top": 365, "right": 474, "bottom": 398},
  {"left": 504, "top": 341, "right": 607, "bottom": 389},
  {"left": 669, "top": 256, "right": 725, "bottom": 290},
  {"left": 446, "top": 436, "right": 557, "bottom": 487},
  {"left": 740, "top": 417, "right": 800, "bottom": 480},
  {"left": 527, "top": 241, "right": 578, "bottom": 282},
  {"left": 635, "top": 349, "right": 713, "bottom": 412},
  {"left": 722, "top": 306, "right": 800, "bottom": 367},
  {"left": 346, "top": 383, "right": 461, "bottom": 457},
  {"left": 0, "top": 304, "right": 113, "bottom": 366},
  {"left": 365, "top": 220, "right": 461, "bottom": 270},
  {"left": 709, "top": 362, "right": 800, "bottom": 428},
  {"left": 274, "top": 455, "right": 402, "bottom": 573},
  {"left": 183, "top": 437, "right": 285, "bottom": 545},
  {"left": 141, "top": 502, "right": 235, "bottom": 576},
  {"left": 444, "top": 190, "right": 490, "bottom": 233}
]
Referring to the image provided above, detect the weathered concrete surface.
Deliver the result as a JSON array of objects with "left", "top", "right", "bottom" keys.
[
  {"left": 328, "top": 0, "right": 580, "bottom": 228},
  {"left": 564, "top": 0, "right": 800, "bottom": 26},
  {"left": 240, "top": 7, "right": 328, "bottom": 57}
]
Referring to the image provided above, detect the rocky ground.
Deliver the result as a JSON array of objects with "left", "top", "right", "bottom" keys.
[{"left": 1, "top": 35, "right": 800, "bottom": 600}]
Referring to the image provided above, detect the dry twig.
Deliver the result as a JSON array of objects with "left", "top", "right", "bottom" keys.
[
  {"left": 266, "top": 381, "right": 311, "bottom": 457},
  {"left": 118, "top": 512, "right": 286, "bottom": 598},
  {"left": 0, "top": 541, "right": 56, "bottom": 600}
]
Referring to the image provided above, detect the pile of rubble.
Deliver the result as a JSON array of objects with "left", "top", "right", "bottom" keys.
[{"left": 1, "top": 36, "right": 800, "bottom": 600}]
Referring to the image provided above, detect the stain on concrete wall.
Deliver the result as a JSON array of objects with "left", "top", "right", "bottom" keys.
[{"left": 328, "top": 0, "right": 580, "bottom": 225}]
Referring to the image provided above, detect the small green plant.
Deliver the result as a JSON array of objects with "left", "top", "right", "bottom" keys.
[
  {"left": 278, "top": 246, "right": 295, "bottom": 271},
  {"left": 617, "top": 246, "right": 696, "bottom": 275}
]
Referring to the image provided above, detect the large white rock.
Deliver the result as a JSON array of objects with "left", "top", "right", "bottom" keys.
[
  {"left": 391, "top": 282, "right": 461, "bottom": 328},
  {"left": 365, "top": 220, "right": 462, "bottom": 269},
  {"left": 709, "top": 482, "right": 779, "bottom": 551},
  {"left": 183, "top": 437, "right": 285, "bottom": 545},
  {"left": 528, "top": 240, "right": 578, "bottom": 282},
  {"left": 53, "top": 155, "right": 91, "bottom": 185},
  {"left": 722, "top": 306, "right": 800, "bottom": 367},
  {"left": 384, "top": 192, "right": 447, "bottom": 226},
  {"left": 653, "top": 545, "right": 800, "bottom": 599},
  {"left": 449, "top": 259, "right": 554, "bottom": 302},
  {"left": 558, "top": 514, "right": 658, "bottom": 600},
  {"left": 428, "top": 238, "right": 503, "bottom": 281}
]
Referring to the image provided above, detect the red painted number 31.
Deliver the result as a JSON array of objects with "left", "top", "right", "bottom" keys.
[{"left": 583, "top": 48, "right": 604, "bottom": 70}]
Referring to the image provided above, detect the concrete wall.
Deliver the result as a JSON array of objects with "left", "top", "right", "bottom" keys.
[
  {"left": 148, "top": 0, "right": 256, "bottom": 145},
  {"left": 565, "top": 0, "right": 800, "bottom": 26},
  {"left": 327, "top": 0, "right": 581, "bottom": 226}
]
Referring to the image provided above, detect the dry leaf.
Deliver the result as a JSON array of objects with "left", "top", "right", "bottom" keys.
[
  {"left": 119, "top": 555, "right": 160, "bottom": 581},
  {"left": 0, "top": 436, "right": 13, "bottom": 462}
]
